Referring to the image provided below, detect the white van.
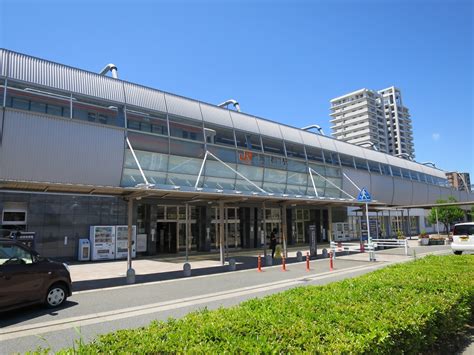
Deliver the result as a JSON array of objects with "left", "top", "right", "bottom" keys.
[{"left": 451, "top": 222, "right": 474, "bottom": 255}]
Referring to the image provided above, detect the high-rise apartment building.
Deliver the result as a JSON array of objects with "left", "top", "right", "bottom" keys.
[
  {"left": 330, "top": 86, "right": 415, "bottom": 159},
  {"left": 330, "top": 89, "right": 388, "bottom": 152},
  {"left": 378, "top": 87, "right": 414, "bottom": 159},
  {"left": 446, "top": 172, "right": 471, "bottom": 192}
]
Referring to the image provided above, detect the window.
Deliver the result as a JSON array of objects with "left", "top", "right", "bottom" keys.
[
  {"left": 410, "top": 170, "right": 420, "bottom": 181},
  {"left": 127, "top": 110, "right": 168, "bottom": 136},
  {"left": 284, "top": 142, "right": 306, "bottom": 160},
  {"left": 204, "top": 124, "right": 235, "bottom": 147},
  {"left": 2, "top": 208, "right": 27, "bottom": 225},
  {"left": 235, "top": 131, "right": 261, "bottom": 151},
  {"left": 368, "top": 161, "right": 381, "bottom": 174},
  {"left": 380, "top": 164, "right": 391, "bottom": 176},
  {"left": 323, "top": 150, "right": 340, "bottom": 165},
  {"left": 401, "top": 169, "right": 411, "bottom": 179},
  {"left": 169, "top": 115, "right": 203, "bottom": 141},
  {"left": 391, "top": 166, "right": 402, "bottom": 177},
  {"left": 354, "top": 158, "right": 368, "bottom": 171},
  {"left": 305, "top": 146, "right": 325, "bottom": 163},
  {"left": 339, "top": 154, "right": 355, "bottom": 168},
  {"left": 0, "top": 244, "right": 33, "bottom": 265},
  {"left": 262, "top": 137, "right": 285, "bottom": 156}
]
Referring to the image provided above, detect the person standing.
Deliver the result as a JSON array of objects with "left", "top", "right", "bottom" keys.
[{"left": 270, "top": 229, "right": 277, "bottom": 259}]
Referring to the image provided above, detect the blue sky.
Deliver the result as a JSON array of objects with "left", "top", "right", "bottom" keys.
[{"left": 1, "top": 0, "right": 472, "bottom": 175}]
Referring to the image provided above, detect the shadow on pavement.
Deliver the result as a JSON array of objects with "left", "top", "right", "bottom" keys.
[{"left": 71, "top": 253, "right": 341, "bottom": 292}]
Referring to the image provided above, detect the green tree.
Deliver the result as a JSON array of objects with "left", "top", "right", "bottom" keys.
[{"left": 428, "top": 197, "right": 465, "bottom": 233}]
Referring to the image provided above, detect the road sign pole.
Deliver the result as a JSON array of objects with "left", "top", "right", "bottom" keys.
[{"left": 366, "top": 202, "right": 371, "bottom": 245}]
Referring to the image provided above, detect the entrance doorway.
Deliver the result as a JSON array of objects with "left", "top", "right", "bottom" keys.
[
  {"left": 156, "top": 205, "right": 197, "bottom": 254},
  {"left": 156, "top": 222, "right": 177, "bottom": 253},
  {"left": 264, "top": 208, "right": 281, "bottom": 242},
  {"left": 210, "top": 207, "right": 241, "bottom": 250}
]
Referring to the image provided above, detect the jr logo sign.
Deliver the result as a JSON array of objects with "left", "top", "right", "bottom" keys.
[{"left": 239, "top": 151, "right": 253, "bottom": 162}]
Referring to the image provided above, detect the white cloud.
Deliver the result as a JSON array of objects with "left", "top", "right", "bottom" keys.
[{"left": 432, "top": 133, "right": 440, "bottom": 141}]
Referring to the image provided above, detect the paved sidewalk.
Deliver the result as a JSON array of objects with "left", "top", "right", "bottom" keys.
[{"left": 68, "top": 241, "right": 450, "bottom": 292}]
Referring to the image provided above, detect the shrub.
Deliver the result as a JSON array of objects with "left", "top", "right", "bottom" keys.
[{"left": 51, "top": 255, "right": 473, "bottom": 354}]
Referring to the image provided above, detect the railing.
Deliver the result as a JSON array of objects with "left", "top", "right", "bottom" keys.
[
  {"left": 371, "top": 238, "right": 409, "bottom": 256},
  {"left": 330, "top": 238, "right": 409, "bottom": 259}
]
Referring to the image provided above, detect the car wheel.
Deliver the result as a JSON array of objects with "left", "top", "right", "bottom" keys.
[
  {"left": 453, "top": 251, "right": 463, "bottom": 255},
  {"left": 45, "top": 283, "right": 67, "bottom": 308}
]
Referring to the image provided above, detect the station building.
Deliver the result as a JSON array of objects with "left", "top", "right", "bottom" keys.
[{"left": 1, "top": 49, "right": 472, "bottom": 259}]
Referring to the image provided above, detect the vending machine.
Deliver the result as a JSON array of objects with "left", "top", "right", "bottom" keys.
[
  {"left": 115, "top": 225, "right": 137, "bottom": 259},
  {"left": 90, "top": 226, "right": 116, "bottom": 260}
]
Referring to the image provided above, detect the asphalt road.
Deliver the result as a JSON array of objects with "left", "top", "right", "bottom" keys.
[{"left": 0, "top": 245, "right": 455, "bottom": 353}]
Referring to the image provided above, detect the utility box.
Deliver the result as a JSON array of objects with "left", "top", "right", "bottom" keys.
[{"left": 78, "top": 239, "right": 90, "bottom": 261}]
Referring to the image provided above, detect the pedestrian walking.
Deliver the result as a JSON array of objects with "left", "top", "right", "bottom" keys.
[{"left": 270, "top": 229, "right": 277, "bottom": 259}]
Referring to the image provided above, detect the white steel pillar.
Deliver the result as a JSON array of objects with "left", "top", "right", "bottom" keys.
[
  {"left": 126, "top": 198, "right": 135, "bottom": 284},
  {"left": 219, "top": 201, "right": 225, "bottom": 265}
]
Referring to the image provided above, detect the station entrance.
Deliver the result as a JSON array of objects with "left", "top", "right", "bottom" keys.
[{"left": 155, "top": 206, "right": 198, "bottom": 253}]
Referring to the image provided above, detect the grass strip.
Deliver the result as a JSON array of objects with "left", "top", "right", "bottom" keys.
[{"left": 35, "top": 255, "right": 474, "bottom": 354}]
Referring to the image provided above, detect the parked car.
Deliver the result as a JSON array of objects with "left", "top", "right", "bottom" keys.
[
  {"left": 451, "top": 222, "right": 474, "bottom": 255},
  {"left": 0, "top": 238, "right": 72, "bottom": 312}
]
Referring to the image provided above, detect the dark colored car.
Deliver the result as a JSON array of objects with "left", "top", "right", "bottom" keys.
[{"left": 0, "top": 238, "right": 72, "bottom": 312}]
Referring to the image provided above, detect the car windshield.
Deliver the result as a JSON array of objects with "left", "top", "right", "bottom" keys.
[{"left": 453, "top": 225, "right": 474, "bottom": 236}]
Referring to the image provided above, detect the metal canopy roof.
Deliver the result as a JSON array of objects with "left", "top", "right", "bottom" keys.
[{"left": 0, "top": 179, "right": 385, "bottom": 208}]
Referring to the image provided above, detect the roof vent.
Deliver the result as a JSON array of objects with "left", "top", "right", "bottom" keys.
[
  {"left": 99, "top": 63, "right": 118, "bottom": 79},
  {"left": 218, "top": 99, "right": 240, "bottom": 112},
  {"left": 301, "top": 125, "right": 325, "bottom": 135}
]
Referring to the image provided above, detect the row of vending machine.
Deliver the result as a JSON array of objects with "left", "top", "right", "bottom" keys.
[{"left": 78, "top": 225, "right": 140, "bottom": 261}]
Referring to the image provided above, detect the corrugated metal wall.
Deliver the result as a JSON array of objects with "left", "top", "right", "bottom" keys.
[
  {"left": 123, "top": 82, "right": 167, "bottom": 113},
  {"left": 0, "top": 110, "right": 124, "bottom": 186},
  {"left": 7, "top": 51, "right": 125, "bottom": 103}
]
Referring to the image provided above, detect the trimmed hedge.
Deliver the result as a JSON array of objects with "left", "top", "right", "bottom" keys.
[{"left": 56, "top": 255, "right": 473, "bottom": 354}]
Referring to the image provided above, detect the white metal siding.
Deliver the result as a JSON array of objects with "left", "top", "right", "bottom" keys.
[
  {"left": 335, "top": 140, "right": 365, "bottom": 157},
  {"left": 256, "top": 119, "right": 283, "bottom": 139},
  {"left": 370, "top": 174, "right": 394, "bottom": 204},
  {"left": 7, "top": 52, "right": 125, "bottom": 103},
  {"left": 411, "top": 181, "right": 429, "bottom": 204},
  {"left": 280, "top": 126, "right": 303, "bottom": 144},
  {"left": 0, "top": 49, "right": 7, "bottom": 77},
  {"left": 0, "top": 110, "right": 124, "bottom": 186},
  {"left": 165, "top": 94, "right": 202, "bottom": 121},
  {"left": 200, "top": 103, "right": 233, "bottom": 126},
  {"left": 392, "top": 179, "right": 413, "bottom": 205},
  {"left": 341, "top": 169, "right": 370, "bottom": 200},
  {"left": 229, "top": 111, "right": 259, "bottom": 133},
  {"left": 300, "top": 130, "right": 321, "bottom": 147},
  {"left": 124, "top": 82, "right": 167, "bottom": 113}
]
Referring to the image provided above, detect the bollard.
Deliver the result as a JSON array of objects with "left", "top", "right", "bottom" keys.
[
  {"left": 282, "top": 256, "right": 287, "bottom": 271},
  {"left": 228, "top": 258, "right": 236, "bottom": 271},
  {"left": 329, "top": 251, "right": 334, "bottom": 271},
  {"left": 296, "top": 251, "right": 303, "bottom": 262},
  {"left": 306, "top": 252, "right": 310, "bottom": 271},
  {"left": 183, "top": 262, "right": 191, "bottom": 277},
  {"left": 257, "top": 254, "right": 262, "bottom": 272},
  {"left": 322, "top": 248, "right": 328, "bottom": 258},
  {"left": 360, "top": 242, "right": 365, "bottom": 253}
]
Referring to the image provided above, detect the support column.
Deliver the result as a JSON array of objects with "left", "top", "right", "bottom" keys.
[
  {"left": 185, "top": 203, "right": 189, "bottom": 262},
  {"left": 219, "top": 201, "right": 225, "bottom": 265},
  {"left": 407, "top": 209, "right": 411, "bottom": 240},
  {"left": 328, "top": 206, "right": 333, "bottom": 243},
  {"left": 126, "top": 198, "right": 135, "bottom": 284},
  {"left": 388, "top": 209, "right": 391, "bottom": 237},
  {"left": 281, "top": 205, "right": 287, "bottom": 257},
  {"left": 262, "top": 202, "right": 267, "bottom": 257}
]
